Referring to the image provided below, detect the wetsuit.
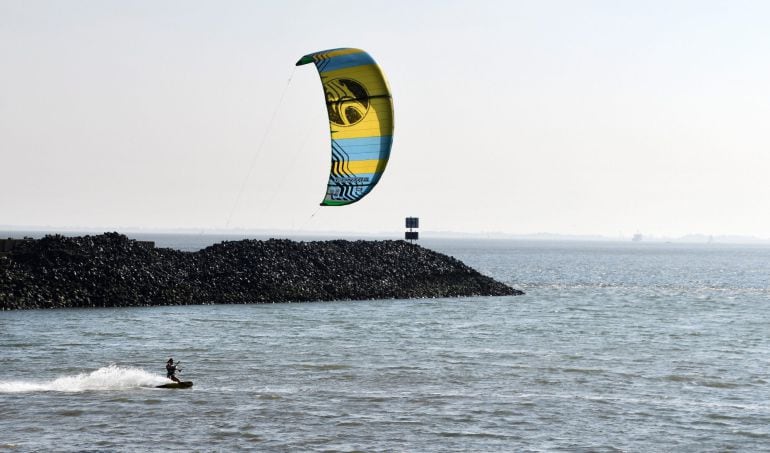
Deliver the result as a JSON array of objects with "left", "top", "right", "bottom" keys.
[{"left": 166, "top": 363, "right": 179, "bottom": 381}]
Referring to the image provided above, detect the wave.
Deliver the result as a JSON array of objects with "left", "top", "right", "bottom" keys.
[{"left": 0, "top": 365, "right": 168, "bottom": 393}]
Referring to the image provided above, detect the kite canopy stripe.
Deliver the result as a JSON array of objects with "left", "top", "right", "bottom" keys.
[{"left": 296, "top": 48, "right": 393, "bottom": 206}]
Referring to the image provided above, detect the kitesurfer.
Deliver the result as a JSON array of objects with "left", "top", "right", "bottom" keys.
[{"left": 166, "top": 358, "right": 181, "bottom": 383}]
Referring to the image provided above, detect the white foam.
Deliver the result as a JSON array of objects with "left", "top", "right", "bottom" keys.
[{"left": 0, "top": 365, "right": 169, "bottom": 393}]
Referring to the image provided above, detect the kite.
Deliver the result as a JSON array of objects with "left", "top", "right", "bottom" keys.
[{"left": 296, "top": 48, "right": 394, "bottom": 206}]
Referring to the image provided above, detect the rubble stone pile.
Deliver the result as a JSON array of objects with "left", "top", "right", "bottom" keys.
[{"left": 0, "top": 233, "right": 523, "bottom": 310}]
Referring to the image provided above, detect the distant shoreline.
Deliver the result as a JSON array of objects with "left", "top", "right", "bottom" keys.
[
  {"left": 0, "top": 233, "right": 522, "bottom": 310},
  {"left": 3, "top": 227, "right": 769, "bottom": 246}
]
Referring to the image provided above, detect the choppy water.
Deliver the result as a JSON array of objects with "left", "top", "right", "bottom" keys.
[{"left": 2, "top": 238, "right": 770, "bottom": 451}]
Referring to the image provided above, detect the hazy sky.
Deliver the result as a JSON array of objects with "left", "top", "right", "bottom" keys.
[{"left": 2, "top": 1, "right": 769, "bottom": 238}]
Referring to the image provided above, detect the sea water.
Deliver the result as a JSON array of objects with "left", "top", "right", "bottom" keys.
[{"left": 1, "top": 238, "right": 769, "bottom": 451}]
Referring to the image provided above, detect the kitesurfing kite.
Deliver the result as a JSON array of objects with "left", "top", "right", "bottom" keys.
[{"left": 296, "top": 48, "right": 394, "bottom": 206}]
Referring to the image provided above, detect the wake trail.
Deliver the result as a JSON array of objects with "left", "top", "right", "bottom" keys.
[{"left": 0, "top": 365, "right": 169, "bottom": 393}]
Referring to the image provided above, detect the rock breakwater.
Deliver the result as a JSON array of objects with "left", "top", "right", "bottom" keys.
[{"left": 0, "top": 233, "right": 523, "bottom": 310}]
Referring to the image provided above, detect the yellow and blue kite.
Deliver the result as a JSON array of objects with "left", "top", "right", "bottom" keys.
[{"left": 297, "top": 48, "right": 394, "bottom": 206}]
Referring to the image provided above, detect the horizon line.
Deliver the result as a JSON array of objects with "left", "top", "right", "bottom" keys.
[{"left": 2, "top": 225, "right": 769, "bottom": 244}]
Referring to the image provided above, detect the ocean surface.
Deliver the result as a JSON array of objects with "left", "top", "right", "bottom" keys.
[{"left": 1, "top": 236, "right": 769, "bottom": 451}]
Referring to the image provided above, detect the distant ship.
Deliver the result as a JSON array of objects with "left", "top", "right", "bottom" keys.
[{"left": 632, "top": 233, "right": 643, "bottom": 242}]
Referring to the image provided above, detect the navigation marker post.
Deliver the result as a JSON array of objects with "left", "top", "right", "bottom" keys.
[{"left": 405, "top": 217, "right": 419, "bottom": 242}]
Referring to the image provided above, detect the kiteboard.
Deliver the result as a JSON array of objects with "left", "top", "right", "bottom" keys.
[{"left": 156, "top": 381, "right": 193, "bottom": 389}]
